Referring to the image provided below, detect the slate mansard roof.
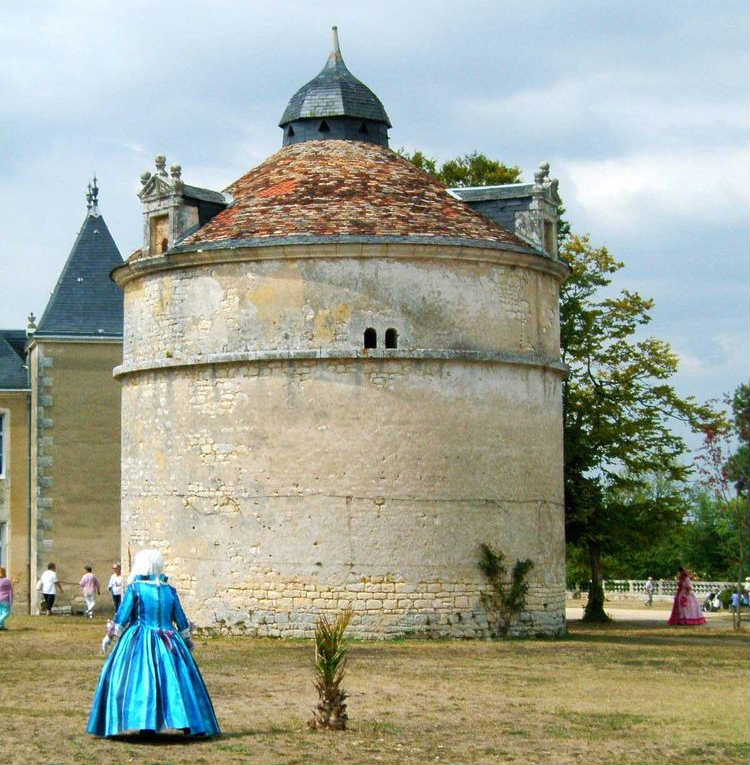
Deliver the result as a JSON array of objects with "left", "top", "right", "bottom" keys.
[
  {"left": 36, "top": 212, "right": 124, "bottom": 338},
  {"left": 279, "top": 29, "right": 391, "bottom": 128},
  {"left": 0, "top": 330, "right": 28, "bottom": 389},
  {"left": 175, "top": 140, "right": 534, "bottom": 254}
]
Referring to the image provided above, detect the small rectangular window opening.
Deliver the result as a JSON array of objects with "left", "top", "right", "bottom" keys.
[
  {"left": 150, "top": 214, "right": 169, "bottom": 255},
  {"left": 385, "top": 328, "right": 398, "bottom": 349},
  {"left": 364, "top": 328, "right": 377, "bottom": 349}
]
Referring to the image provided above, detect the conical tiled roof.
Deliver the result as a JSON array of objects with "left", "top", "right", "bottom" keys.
[
  {"left": 36, "top": 208, "right": 124, "bottom": 338},
  {"left": 174, "top": 140, "right": 533, "bottom": 253},
  {"left": 279, "top": 28, "right": 390, "bottom": 128}
]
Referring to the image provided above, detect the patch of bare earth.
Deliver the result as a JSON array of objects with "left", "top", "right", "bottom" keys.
[{"left": 0, "top": 615, "right": 747, "bottom": 764}]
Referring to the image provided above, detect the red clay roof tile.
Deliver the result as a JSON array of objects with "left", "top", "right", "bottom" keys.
[{"left": 178, "top": 140, "right": 529, "bottom": 250}]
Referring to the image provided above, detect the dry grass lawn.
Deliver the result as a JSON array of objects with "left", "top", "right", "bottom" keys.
[{"left": 0, "top": 614, "right": 747, "bottom": 765}]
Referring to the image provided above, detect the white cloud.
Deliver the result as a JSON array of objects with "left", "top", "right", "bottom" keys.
[
  {"left": 459, "top": 70, "right": 747, "bottom": 149},
  {"left": 564, "top": 146, "right": 749, "bottom": 232},
  {"left": 669, "top": 329, "right": 748, "bottom": 397},
  {"left": 674, "top": 348, "right": 705, "bottom": 376}
]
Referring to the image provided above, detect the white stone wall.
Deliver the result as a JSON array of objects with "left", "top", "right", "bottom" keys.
[{"left": 116, "top": 244, "right": 567, "bottom": 637}]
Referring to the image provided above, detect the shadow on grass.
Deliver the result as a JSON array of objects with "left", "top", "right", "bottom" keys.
[
  {"left": 565, "top": 620, "right": 748, "bottom": 647},
  {"left": 110, "top": 724, "right": 305, "bottom": 746},
  {"left": 110, "top": 731, "right": 220, "bottom": 746}
]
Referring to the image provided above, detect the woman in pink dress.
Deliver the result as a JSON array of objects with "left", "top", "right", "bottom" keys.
[
  {"left": 0, "top": 567, "right": 13, "bottom": 630},
  {"left": 668, "top": 567, "right": 706, "bottom": 625}
]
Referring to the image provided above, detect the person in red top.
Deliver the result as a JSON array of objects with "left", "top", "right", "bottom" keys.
[
  {"left": 668, "top": 567, "right": 707, "bottom": 626},
  {"left": 80, "top": 566, "right": 101, "bottom": 620}
]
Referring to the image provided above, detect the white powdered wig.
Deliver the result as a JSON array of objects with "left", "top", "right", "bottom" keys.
[{"left": 128, "top": 548, "right": 165, "bottom": 583}]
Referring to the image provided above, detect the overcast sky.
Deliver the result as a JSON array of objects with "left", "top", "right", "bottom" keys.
[{"left": 1, "top": 1, "right": 747, "bottom": 443}]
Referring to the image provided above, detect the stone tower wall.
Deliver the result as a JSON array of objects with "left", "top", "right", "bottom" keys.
[{"left": 116, "top": 243, "right": 567, "bottom": 637}]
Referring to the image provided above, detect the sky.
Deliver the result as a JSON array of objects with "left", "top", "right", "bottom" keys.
[{"left": 1, "top": 1, "right": 747, "bottom": 447}]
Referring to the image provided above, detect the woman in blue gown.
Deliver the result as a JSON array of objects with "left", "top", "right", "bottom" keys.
[{"left": 87, "top": 549, "right": 220, "bottom": 738}]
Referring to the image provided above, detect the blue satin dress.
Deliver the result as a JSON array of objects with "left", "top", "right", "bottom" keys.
[{"left": 87, "top": 575, "right": 220, "bottom": 737}]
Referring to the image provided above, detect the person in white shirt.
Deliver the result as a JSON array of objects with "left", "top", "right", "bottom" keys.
[
  {"left": 644, "top": 577, "right": 654, "bottom": 606},
  {"left": 37, "top": 562, "right": 64, "bottom": 615},
  {"left": 107, "top": 563, "right": 123, "bottom": 614}
]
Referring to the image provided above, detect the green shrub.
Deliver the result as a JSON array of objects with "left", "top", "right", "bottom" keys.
[{"left": 478, "top": 543, "right": 534, "bottom": 637}]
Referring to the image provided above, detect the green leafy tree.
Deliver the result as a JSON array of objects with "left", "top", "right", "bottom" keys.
[
  {"left": 569, "top": 474, "right": 689, "bottom": 584},
  {"left": 561, "top": 235, "right": 723, "bottom": 621},
  {"left": 725, "top": 384, "right": 749, "bottom": 495},
  {"left": 697, "top": 407, "right": 750, "bottom": 630},
  {"left": 682, "top": 491, "right": 748, "bottom": 580},
  {"left": 398, "top": 149, "right": 521, "bottom": 187},
  {"left": 567, "top": 483, "right": 748, "bottom": 582}
]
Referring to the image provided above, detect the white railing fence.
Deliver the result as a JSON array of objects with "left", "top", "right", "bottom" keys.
[{"left": 570, "top": 579, "right": 738, "bottom": 598}]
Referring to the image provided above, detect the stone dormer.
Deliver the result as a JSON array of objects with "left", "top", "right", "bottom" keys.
[
  {"left": 449, "top": 162, "right": 562, "bottom": 258},
  {"left": 138, "top": 156, "right": 227, "bottom": 256}
]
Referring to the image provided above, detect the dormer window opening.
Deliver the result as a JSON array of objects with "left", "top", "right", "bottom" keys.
[
  {"left": 385, "top": 328, "right": 398, "bottom": 349},
  {"left": 364, "top": 328, "right": 377, "bottom": 349},
  {"left": 150, "top": 214, "right": 169, "bottom": 256},
  {"left": 319, "top": 120, "right": 330, "bottom": 133}
]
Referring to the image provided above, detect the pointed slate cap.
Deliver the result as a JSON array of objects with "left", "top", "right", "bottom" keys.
[
  {"left": 36, "top": 180, "right": 124, "bottom": 338},
  {"left": 279, "top": 27, "right": 391, "bottom": 146}
]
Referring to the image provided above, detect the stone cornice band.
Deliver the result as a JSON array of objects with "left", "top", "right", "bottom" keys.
[
  {"left": 112, "top": 236, "right": 570, "bottom": 287},
  {"left": 113, "top": 347, "right": 568, "bottom": 380}
]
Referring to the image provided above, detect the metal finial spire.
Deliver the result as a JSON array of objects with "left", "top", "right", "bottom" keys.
[
  {"left": 86, "top": 175, "right": 100, "bottom": 215},
  {"left": 331, "top": 25, "right": 342, "bottom": 60}
]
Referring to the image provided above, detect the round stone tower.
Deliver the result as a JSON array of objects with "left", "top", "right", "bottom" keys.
[{"left": 113, "top": 31, "right": 569, "bottom": 638}]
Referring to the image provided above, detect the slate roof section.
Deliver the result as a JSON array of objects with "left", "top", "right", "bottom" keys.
[
  {"left": 36, "top": 212, "right": 124, "bottom": 338},
  {"left": 449, "top": 183, "right": 535, "bottom": 202},
  {"left": 182, "top": 184, "right": 227, "bottom": 204},
  {"left": 1, "top": 329, "right": 27, "bottom": 359},
  {"left": 0, "top": 331, "right": 28, "bottom": 389},
  {"left": 279, "top": 30, "right": 390, "bottom": 127},
  {"left": 176, "top": 140, "right": 532, "bottom": 252}
]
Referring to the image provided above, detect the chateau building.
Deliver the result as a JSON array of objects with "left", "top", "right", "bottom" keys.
[
  {"left": 0, "top": 181, "right": 123, "bottom": 611},
  {"left": 112, "top": 29, "right": 568, "bottom": 637}
]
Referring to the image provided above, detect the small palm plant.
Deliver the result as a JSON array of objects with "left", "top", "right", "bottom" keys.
[{"left": 309, "top": 609, "right": 353, "bottom": 730}]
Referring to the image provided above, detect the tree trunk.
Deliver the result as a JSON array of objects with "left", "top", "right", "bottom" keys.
[{"left": 583, "top": 541, "right": 610, "bottom": 622}]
